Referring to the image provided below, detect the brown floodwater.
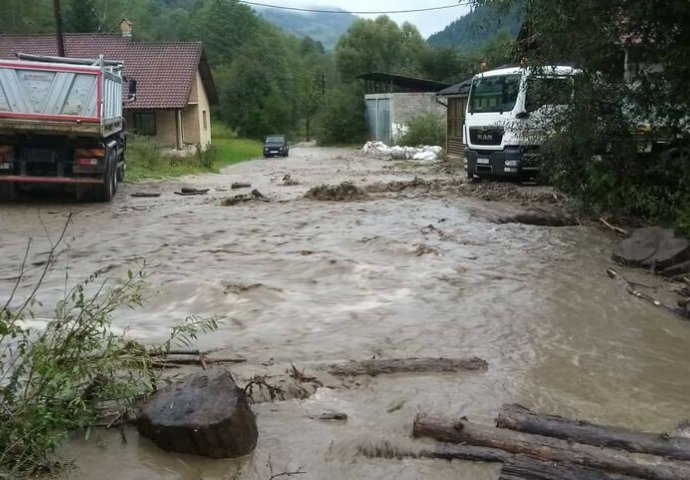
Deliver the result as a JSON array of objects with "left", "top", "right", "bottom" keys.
[{"left": 1, "top": 147, "right": 689, "bottom": 480}]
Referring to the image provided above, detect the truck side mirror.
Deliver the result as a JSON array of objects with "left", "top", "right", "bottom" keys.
[{"left": 129, "top": 79, "right": 137, "bottom": 95}]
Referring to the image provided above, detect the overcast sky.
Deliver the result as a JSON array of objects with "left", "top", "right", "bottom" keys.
[{"left": 263, "top": 1, "right": 473, "bottom": 37}]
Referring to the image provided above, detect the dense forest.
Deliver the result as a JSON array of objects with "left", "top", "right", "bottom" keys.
[
  {"left": 0, "top": 0, "right": 516, "bottom": 143},
  {"left": 427, "top": 1, "right": 522, "bottom": 51}
]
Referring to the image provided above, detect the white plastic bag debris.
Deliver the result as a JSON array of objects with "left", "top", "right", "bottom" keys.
[{"left": 362, "top": 141, "right": 392, "bottom": 156}]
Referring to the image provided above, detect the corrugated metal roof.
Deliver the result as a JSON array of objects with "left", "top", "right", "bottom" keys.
[
  {"left": 436, "top": 78, "right": 472, "bottom": 97},
  {"left": 0, "top": 34, "right": 217, "bottom": 110},
  {"left": 359, "top": 72, "right": 450, "bottom": 93}
]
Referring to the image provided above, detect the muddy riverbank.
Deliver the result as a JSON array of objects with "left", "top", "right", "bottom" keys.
[{"left": 1, "top": 146, "right": 689, "bottom": 479}]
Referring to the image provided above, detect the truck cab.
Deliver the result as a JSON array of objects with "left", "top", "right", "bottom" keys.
[{"left": 464, "top": 65, "right": 578, "bottom": 179}]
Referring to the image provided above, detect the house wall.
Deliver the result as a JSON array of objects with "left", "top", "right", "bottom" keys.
[
  {"left": 155, "top": 110, "right": 178, "bottom": 147},
  {"left": 182, "top": 72, "right": 212, "bottom": 147},
  {"left": 125, "top": 109, "right": 178, "bottom": 147}
]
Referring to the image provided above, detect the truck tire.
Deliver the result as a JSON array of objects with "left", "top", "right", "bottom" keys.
[
  {"left": 98, "top": 152, "right": 117, "bottom": 201},
  {"left": 0, "top": 182, "right": 17, "bottom": 202},
  {"left": 81, "top": 152, "right": 117, "bottom": 202}
]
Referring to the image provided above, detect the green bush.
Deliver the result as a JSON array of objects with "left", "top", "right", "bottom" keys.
[
  {"left": 314, "top": 83, "right": 366, "bottom": 145},
  {"left": 211, "top": 121, "right": 238, "bottom": 140},
  {"left": 0, "top": 219, "right": 218, "bottom": 477},
  {"left": 397, "top": 112, "right": 446, "bottom": 147}
]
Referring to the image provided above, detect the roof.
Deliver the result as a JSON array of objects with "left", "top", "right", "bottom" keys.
[
  {"left": 0, "top": 34, "right": 218, "bottom": 110},
  {"left": 359, "top": 72, "right": 450, "bottom": 93},
  {"left": 436, "top": 78, "right": 472, "bottom": 97}
]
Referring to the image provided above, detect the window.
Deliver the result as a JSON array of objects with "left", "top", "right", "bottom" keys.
[
  {"left": 133, "top": 111, "right": 156, "bottom": 136},
  {"left": 469, "top": 74, "right": 522, "bottom": 113},
  {"left": 203, "top": 110, "right": 208, "bottom": 131}
]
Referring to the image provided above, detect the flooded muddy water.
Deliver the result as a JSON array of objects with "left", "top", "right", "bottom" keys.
[{"left": 1, "top": 147, "right": 689, "bottom": 479}]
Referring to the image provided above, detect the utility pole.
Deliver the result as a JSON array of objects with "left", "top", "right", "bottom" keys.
[{"left": 53, "top": 0, "right": 66, "bottom": 57}]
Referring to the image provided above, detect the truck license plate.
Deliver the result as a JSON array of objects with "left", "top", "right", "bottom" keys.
[{"left": 477, "top": 158, "right": 490, "bottom": 165}]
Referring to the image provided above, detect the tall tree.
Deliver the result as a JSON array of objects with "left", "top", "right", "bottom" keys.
[
  {"left": 66, "top": 0, "right": 99, "bottom": 32},
  {"left": 335, "top": 16, "right": 428, "bottom": 80}
]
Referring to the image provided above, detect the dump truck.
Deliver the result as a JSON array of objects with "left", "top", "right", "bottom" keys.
[
  {"left": 464, "top": 65, "right": 577, "bottom": 179},
  {"left": 0, "top": 54, "right": 135, "bottom": 201}
]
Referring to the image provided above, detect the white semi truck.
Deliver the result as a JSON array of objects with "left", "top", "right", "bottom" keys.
[
  {"left": 0, "top": 54, "right": 135, "bottom": 201},
  {"left": 464, "top": 65, "right": 577, "bottom": 179}
]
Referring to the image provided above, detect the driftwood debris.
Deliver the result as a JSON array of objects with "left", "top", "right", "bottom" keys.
[
  {"left": 412, "top": 416, "right": 690, "bottom": 480},
  {"left": 174, "top": 188, "right": 209, "bottom": 196},
  {"left": 606, "top": 268, "right": 686, "bottom": 319},
  {"left": 497, "top": 403, "right": 690, "bottom": 462},
  {"left": 326, "top": 357, "right": 488, "bottom": 377},
  {"left": 358, "top": 439, "right": 512, "bottom": 463},
  {"left": 599, "top": 217, "right": 629, "bottom": 236},
  {"left": 499, "top": 455, "right": 642, "bottom": 480},
  {"left": 130, "top": 192, "right": 161, "bottom": 198},
  {"left": 231, "top": 182, "right": 252, "bottom": 189}
]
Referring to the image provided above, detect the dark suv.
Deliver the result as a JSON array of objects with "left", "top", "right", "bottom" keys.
[{"left": 263, "top": 135, "right": 289, "bottom": 158}]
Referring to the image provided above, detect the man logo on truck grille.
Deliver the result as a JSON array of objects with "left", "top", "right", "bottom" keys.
[{"left": 478, "top": 133, "right": 493, "bottom": 141}]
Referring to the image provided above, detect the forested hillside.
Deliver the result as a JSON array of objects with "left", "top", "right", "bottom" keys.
[
  {"left": 255, "top": 8, "right": 356, "bottom": 51},
  {"left": 427, "top": 1, "right": 523, "bottom": 51}
]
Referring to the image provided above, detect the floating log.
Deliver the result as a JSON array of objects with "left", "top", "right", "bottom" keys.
[
  {"left": 412, "top": 416, "right": 690, "bottom": 480},
  {"left": 358, "top": 439, "right": 512, "bottom": 463},
  {"left": 607, "top": 268, "right": 686, "bottom": 319},
  {"left": 326, "top": 357, "right": 488, "bottom": 377},
  {"left": 499, "top": 455, "right": 642, "bottom": 480},
  {"left": 497, "top": 404, "right": 690, "bottom": 462}
]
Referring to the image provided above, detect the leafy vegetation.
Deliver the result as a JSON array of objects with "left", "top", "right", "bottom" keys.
[
  {"left": 0, "top": 220, "right": 219, "bottom": 477},
  {"left": 125, "top": 134, "right": 261, "bottom": 182},
  {"left": 397, "top": 112, "right": 446, "bottom": 147},
  {"left": 427, "top": 1, "right": 523, "bottom": 51},
  {"left": 477, "top": 0, "right": 690, "bottom": 232}
]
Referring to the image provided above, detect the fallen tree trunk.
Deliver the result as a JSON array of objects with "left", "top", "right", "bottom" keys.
[
  {"left": 358, "top": 439, "right": 512, "bottom": 463},
  {"left": 412, "top": 416, "right": 690, "bottom": 480},
  {"left": 326, "top": 357, "right": 488, "bottom": 377},
  {"left": 500, "top": 455, "right": 642, "bottom": 480},
  {"left": 497, "top": 404, "right": 690, "bottom": 462}
]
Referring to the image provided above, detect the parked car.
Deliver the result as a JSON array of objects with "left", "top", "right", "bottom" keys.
[{"left": 264, "top": 135, "right": 289, "bottom": 158}]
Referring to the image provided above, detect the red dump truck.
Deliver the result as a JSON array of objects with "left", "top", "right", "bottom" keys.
[{"left": 0, "top": 54, "right": 135, "bottom": 201}]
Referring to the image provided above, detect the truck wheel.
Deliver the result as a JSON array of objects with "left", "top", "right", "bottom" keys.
[
  {"left": 95, "top": 153, "right": 117, "bottom": 202},
  {"left": 0, "top": 182, "right": 17, "bottom": 202}
]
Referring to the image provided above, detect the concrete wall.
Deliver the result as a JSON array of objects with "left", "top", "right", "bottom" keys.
[{"left": 364, "top": 92, "right": 446, "bottom": 144}]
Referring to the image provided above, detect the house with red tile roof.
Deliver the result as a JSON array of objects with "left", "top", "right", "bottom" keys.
[{"left": 0, "top": 29, "right": 218, "bottom": 151}]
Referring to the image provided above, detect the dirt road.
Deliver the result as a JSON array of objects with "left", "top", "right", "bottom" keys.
[{"left": 1, "top": 146, "right": 689, "bottom": 479}]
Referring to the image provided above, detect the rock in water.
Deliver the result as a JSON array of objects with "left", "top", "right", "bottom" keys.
[
  {"left": 613, "top": 227, "right": 689, "bottom": 269},
  {"left": 138, "top": 370, "right": 258, "bottom": 458}
]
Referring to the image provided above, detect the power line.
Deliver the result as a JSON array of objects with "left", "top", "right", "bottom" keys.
[{"left": 238, "top": 1, "right": 472, "bottom": 15}]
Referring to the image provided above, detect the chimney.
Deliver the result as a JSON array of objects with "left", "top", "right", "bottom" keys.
[{"left": 120, "top": 19, "right": 133, "bottom": 38}]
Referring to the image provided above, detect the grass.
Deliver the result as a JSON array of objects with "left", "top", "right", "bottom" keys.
[{"left": 124, "top": 135, "right": 263, "bottom": 183}]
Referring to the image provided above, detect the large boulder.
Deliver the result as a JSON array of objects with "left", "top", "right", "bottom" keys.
[
  {"left": 612, "top": 227, "right": 689, "bottom": 270},
  {"left": 138, "top": 370, "right": 258, "bottom": 458}
]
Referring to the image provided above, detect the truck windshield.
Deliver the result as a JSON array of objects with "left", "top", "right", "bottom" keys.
[
  {"left": 266, "top": 136, "right": 284, "bottom": 144},
  {"left": 469, "top": 74, "right": 521, "bottom": 114}
]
